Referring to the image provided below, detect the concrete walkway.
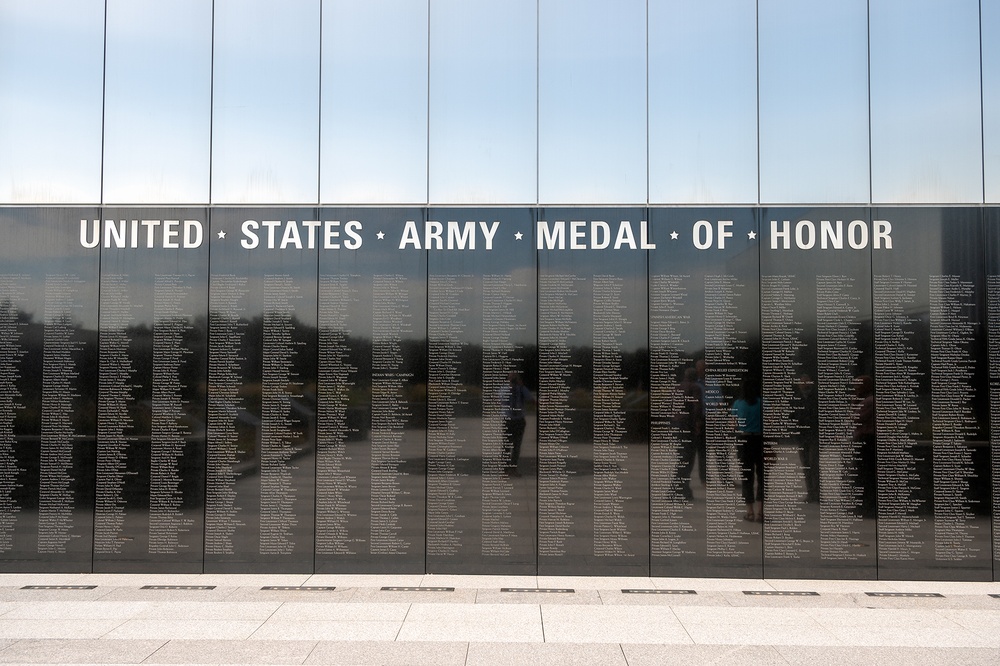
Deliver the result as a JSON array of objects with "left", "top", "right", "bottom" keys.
[{"left": 0, "top": 573, "right": 997, "bottom": 664}]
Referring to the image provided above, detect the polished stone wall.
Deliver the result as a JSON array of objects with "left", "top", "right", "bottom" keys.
[{"left": 0, "top": 206, "right": 996, "bottom": 581}]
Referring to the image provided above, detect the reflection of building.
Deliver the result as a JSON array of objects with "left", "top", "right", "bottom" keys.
[{"left": 1, "top": 3, "right": 999, "bottom": 580}]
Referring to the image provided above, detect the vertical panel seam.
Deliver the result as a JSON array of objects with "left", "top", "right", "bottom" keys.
[
  {"left": 867, "top": 0, "right": 873, "bottom": 206},
  {"left": 208, "top": 0, "right": 216, "bottom": 205},
  {"left": 99, "top": 0, "right": 108, "bottom": 205},
  {"left": 317, "top": 0, "right": 323, "bottom": 205}
]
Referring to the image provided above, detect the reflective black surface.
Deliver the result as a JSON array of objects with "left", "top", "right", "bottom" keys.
[
  {"left": 0, "top": 205, "right": 998, "bottom": 580},
  {"left": 314, "top": 209, "right": 426, "bottom": 573},
  {"left": 872, "top": 208, "right": 991, "bottom": 581},
  {"left": 205, "top": 209, "right": 318, "bottom": 573},
  {"left": 425, "top": 208, "right": 536, "bottom": 574},
  {"left": 647, "top": 208, "right": 762, "bottom": 577},
  {"left": 0, "top": 209, "right": 99, "bottom": 572},
  {"left": 759, "top": 208, "right": 876, "bottom": 579},
  {"left": 982, "top": 207, "right": 1000, "bottom": 581},
  {"left": 536, "top": 208, "right": 649, "bottom": 576},
  {"left": 94, "top": 208, "right": 208, "bottom": 572}
]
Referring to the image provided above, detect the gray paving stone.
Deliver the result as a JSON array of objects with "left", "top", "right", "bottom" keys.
[
  {"left": 0, "top": 601, "right": 149, "bottom": 620},
  {"left": 145, "top": 639, "right": 317, "bottom": 664},
  {"left": 680, "top": 623, "right": 841, "bottom": 646},
  {"left": 131, "top": 601, "right": 281, "bottom": 621},
  {"left": 540, "top": 605, "right": 691, "bottom": 644},
  {"left": 268, "top": 602, "right": 409, "bottom": 622},
  {"left": 0, "top": 619, "right": 126, "bottom": 640},
  {"left": 672, "top": 606, "right": 815, "bottom": 626},
  {"left": 721, "top": 591, "right": 860, "bottom": 608},
  {"left": 467, "top": 641, "right": 628, "bottom": 665},
  {"left": 305, "top": 641, "right": 468, "bottom": 665},
  {"left": 776, "top": 645, "right": 1000, "bottom": 665},
  {"left": 803, "top": 607, "right": 963, "bottom": 629},
  {"left": 767, "top": 579, "right": 886, "bottom": 594},
  {"left": 104, "top": 619, "right": 264, "bottom": 641},
  {"left": 0, "top": 638, "right": 164, "bottom": 663},
  {"left": 251, "top": 620, "right": 404, "bottom": 642},
  {"left": 821, "top": 623, "right": 995, "bottom": 648},
  {"left": 622, "top": 644, "right": 790, "bottom": 665},
  {"left": 398, "top": 603, "right": 543, "bottom": 643}
]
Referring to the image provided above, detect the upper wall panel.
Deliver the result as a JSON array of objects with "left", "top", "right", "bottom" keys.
[
  {"left": 758, "top": 0, "right": 870, "bottom": 204},
  {"left": 212, "top": 0, "right": 321, "bottom": 204},
  {"left": 0, "top": 0, "right": 104, "bottom": 204},
  {"left": 648, "top": 0, "right": 758, "bottom": 205},
  {"left": 539, "top": 0, "right": 646, "bottom": 204},
  {"left": 428, "top": 0, "right": 536, "bottom": 205},
  {"left": 869, "top": 0, "right": 983, "bottom": 204},
  {"left": 985, "top": 0, "right": 1000, "bottom": 203},
  {"left": 103, "top": 0, "right": 213, "bottom": 205},
  {"left": 320, "top": 0, "right": 428, "bottom": 205},
  {"left": 3, "top": 2, "right": 999, "bottom": 207}
]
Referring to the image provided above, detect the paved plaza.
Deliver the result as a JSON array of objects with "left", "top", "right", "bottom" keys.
[{"left": 0, "top": 573, "right": 996, "bottom": 664}]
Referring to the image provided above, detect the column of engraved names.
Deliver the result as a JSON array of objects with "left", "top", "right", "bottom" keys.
[
  {"left": 703, "top": 274, "right": 748, "bottom": 558},
  {"left": 988, "top": 275, "right": 1000, "bottom": 561},
  {"left": 317, "top": 274, "right": 360, "bottom": 555},
  {"left": 929, "top": 275, "right": 981, "bottom": 561},
  {"left": 815, "top": 276, "right": 865, "bottom": 559},
  {"left": 538, "top": 274, "right": 580, "bottom": 557},
  {"left": 148, "top": 275, "right": 195, "bottom": 554},
  {"left": 94, "top": 274, "right": 137, "bottom": 554},
  {"left": 649, "top": 274, "right": 695, "bottom": 558},
  {"left": 481, "top": 274, "right": 523, "bottom": 556},
  {"left": 39, "top": 275, "right": 85, "bottom": 553},
  {"left": 873, "top": 275, "right": 925, "bottom": 561},
  {"left": 259, "top": 275, "right": 303, "bottom": 556},
  {"left": 0, "top": 275, "right": 27, "bottom": 550},
  {"left": 592, "top": 275, "right": 631, "bottom": 558},
  {"left": 370, "top": 275, "right": 413, "bottom": 555},
  {"left": 427, "top": 275, "right": 470, "bottom": 556},
  {"left": 205, "top": 275, "right": 248, "bottom": 556},
  {"left": 761, "top": 275, "right": 808, "bottom": 559}
]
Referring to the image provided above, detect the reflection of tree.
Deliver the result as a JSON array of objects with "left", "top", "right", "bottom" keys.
[{"left": 0, "top": 300, "right": 99, "bottom": 511}]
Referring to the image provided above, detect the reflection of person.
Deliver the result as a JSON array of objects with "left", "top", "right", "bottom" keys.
[
  {"left": 732, "top": 379, "right": 764, "bottom": 522},
  {"left": 501, "top": 372, "right": 534, "bottom": 477},
  {"left": 675, "top": 367, "right": 704, "bottom": 499},
  {"left": 796, "top": 374, "right": 819, "bottom": 503},
  {"left": 694, "top": 359, "right": 716, "bottom": 483},
  {"left": 853, "top": 375, "right": 876, "bottom": 517}
]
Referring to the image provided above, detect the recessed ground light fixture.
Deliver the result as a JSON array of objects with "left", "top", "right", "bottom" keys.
[
  {"left": 140, "top": 585, "right": 216, "bottom": 590},
  {"left": 621, "top": 589, "right": 696, "bottom": 595},
  {"left": 744, "top": 590, "right": 819, "bottom": 596},
  {"left": 21, "top": 585, "right": 97, "bottom": 590},
  {"left": 865, "top": 592, "right": 943, "bottom": 598},
  {"left": 501, "top": 588, "right": 574, "bottom": 593},
  {"left": 261, "top": 586, "right": 337, "bottom": 591},
  {"left": 380, "top": 586, "right": 454, "bottom": 592}
]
